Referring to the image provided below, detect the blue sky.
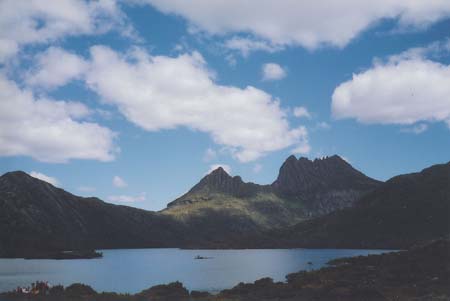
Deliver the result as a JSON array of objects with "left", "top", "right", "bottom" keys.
[{"left": 1, "top": 1, "right": 449, "bottom": 210}]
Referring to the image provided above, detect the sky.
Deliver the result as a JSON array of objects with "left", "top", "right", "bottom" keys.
[{"left": 1, "top": 0, "right": 449, "bottom": 211}]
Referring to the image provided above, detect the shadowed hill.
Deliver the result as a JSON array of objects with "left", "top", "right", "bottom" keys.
[
  {"left": 273, "top": 161, "right": 450, "bottom": 249},
  {"left": 0, "top": 171, "right": 189, "bottom": 256}
]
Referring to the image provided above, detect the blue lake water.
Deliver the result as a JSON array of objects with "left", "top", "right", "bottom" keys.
[{"left": 0, "top": 248, "right": 392, "bottom": 294}]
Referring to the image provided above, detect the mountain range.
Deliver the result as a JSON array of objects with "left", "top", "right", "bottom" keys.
[
  {"left": 164, "top": 155, "right": 380, "bottom": 227},
  {"left": 0, "top": 155, "right": 448, "bottom": 256}
]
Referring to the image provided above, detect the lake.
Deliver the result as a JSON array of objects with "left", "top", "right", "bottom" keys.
[{"left": 0, "top": 248, "right": 392, "bottom": 294}]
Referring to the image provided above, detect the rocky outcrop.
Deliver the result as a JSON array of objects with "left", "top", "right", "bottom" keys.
[
  {"left": 272, "top": 155, "right": 379, "bottom": 195},
  {"left": 271, "top": 155, "right": 381, "bottom": 215}
]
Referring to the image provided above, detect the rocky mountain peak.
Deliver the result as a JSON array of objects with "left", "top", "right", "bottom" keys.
[
  {"left": 187, "top": 166, "right": 261, "bottom": 197},
  {"left": 272, "top": 155, "right": 380, "bottom": 197},
  {"left": 0, "top": 171, "right": 56, "bottom": 194},
  {"left": 167, "top": 167, "right": 266, "bottom": 208},
  {"left": 207, "top": 166, "right": 231, "bottom": 179},
  {"left": 1, "top": 170, "right": 32, "bottom": 182}
]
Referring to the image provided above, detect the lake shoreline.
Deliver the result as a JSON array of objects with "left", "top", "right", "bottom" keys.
[
  {"left": 0, "top": 246, "right": 398, "bottom": 260},
  {"left": 1, "top": 239, "right": 448, "bottom": 301},
  {"left": 0, "top": 250, "right": 103, "bottom": 260}
]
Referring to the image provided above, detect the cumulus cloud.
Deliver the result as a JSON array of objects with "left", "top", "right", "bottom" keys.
[
  {"left": 293, "top": 106, "right": 311, "bottom": 118},
  {"left": 29, "top": 171, "right": 59, "bottom": 186},
  {"left": 262, "top": 63, "right": 286, "bottom": 81},
  {"left": 207, "top": 164, "right": 231, "bottom": 175},
  {"left": 26, "top": 47, "right": 88, "bottom": 89},
  {"left": 113, "top": 175, "right": 127, "bottom": 188},
  {"left": 387, "top": 39, "right": 450, "bottom": 63},
  {"left": 0, "top": 74, "right": 117, "bottom": 162},
  {"left": 0, "top": 39, "right": 18, "bottom": 62},
  {"left": 84, "top": 46, "right": 309, "bottom": 162},
  {"left": 19, "top": 46, "right": 310, "bottom": 162},
  {"left": 138, "top": 0, "right": 450, "bottom": 50},
  {"left": 0, "top": 0, "right": 132, "bottom": 62},
  {"left": 332, "top": 48, "right": 450, "bottom": 129},
  {"left": 108, "top": 193, "right": 146, "bottom": 203}
]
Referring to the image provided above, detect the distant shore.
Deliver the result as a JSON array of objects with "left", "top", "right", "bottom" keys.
[
  {"left": 1, "top": 240, "right": 448, "bottom": 301},
  {"left": 0, "top": 250, "right": 102, "bottom": 260}
]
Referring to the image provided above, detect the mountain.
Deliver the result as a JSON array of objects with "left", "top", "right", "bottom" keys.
[
  {"left": 167, "top": 167, "right": 270, "bottom": 207},
  {"left": 0, "top": 171, "right": 188, "bottom": 256},
  {"left": 273, "top": 161, "right": 450, "bottom": 249},
  {"left": 163, "top": 155, "right": 381, "bottom": 230},
  {"left": 164, "top": 167, "right": 300, "bottom": 234},
  {"left": 272, "top": 155, "right": 381, "bottom": 215}
]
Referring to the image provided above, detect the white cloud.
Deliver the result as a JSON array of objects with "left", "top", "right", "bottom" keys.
[
  {"left": 0, "top": 39, "right": 18, "bottom": 62},
  {"left": 387, "top": 39, "right": 450, "bottom": 63},
  {"left": 0, "top": 74, "right": 117, "bottom": 162},
  {"left": 29, "top": 171, "right": 59, "bottom": 186},
  {"left": 253, "top": 163, "right": 262, "bottom": 173},
  {"left": 108, "top": 192, "right": 146, "bottom": 203},
  {"left": 138, "top": 0, "right": 450, "bottom": 50},
  {"left": 113, "top": 175, "right": 127, "bottom": 188},
  {"left": 262, "top": 63, "right": 286, "bottom": 81},
  {"left": 332, "top": 50, "right": 450, "bottom": 129},
  {"left": 400, "top": 123, "right": 428, "bottom": 134},
  {"left": 84, "top": 46, "right": 309, "bottom": 162},
  {"left": 0, "top": 0, "right": 132, "bottom": 62},
  {"left": 207, "top": 164, "right": 231, "bottom": 175},
  {"left": 293, "top": 106, "right": 311, "bottom": 118},
  {"left": 225, "top": 37, "right": 282, "bottom": 57},
  {"left": 26, "top": 47, "right": 88, "bottom": 89}
]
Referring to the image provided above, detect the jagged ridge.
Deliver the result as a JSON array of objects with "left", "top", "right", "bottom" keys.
[
  {"left": 272, "top": 155, "right": 380, "bottom": 196},
  {"left": 167, "top": 155, "right": 381, "bottom": 216}
]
